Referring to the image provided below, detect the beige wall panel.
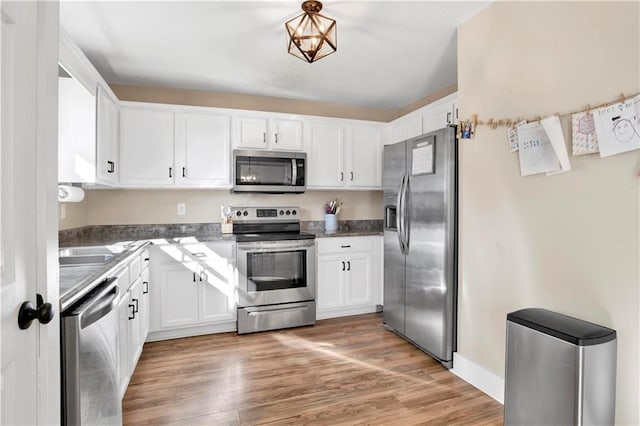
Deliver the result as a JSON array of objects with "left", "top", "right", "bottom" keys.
[
  {"left": 58, "top": 201, "right": 89, "bottom": 230},
  {"left": 111, "top": 84, "right": 396, "bottom": 122},
  {"left": 458, "top": 2, "right": 639, "bottom": 423},
  {"left": 85, "top": 189, "right": 383, "bottom": 225}
]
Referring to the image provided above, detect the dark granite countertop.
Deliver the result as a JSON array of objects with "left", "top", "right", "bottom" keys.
[
  {"left": 59, "top": 240, "right": 151, "bottom": 312},
  {"left": 59, "top": 220, "right": 383, "bottom": 246}
]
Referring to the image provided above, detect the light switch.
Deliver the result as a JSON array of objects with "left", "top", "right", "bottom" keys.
[
  {"left": 60, "top": 204, "right": 66, "bottom": 219},
  {"left": 177, "top": 203, "right": 186, "bottom": 216}
]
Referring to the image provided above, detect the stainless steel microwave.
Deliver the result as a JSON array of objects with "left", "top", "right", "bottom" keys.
[{"left": 232, "top": 150, "right": 306, "bottom": 193}]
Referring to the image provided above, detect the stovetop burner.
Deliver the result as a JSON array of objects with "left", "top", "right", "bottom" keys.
[
  {"left": 231, "top": 206, "right": 315, "bottom": 242},
  {"left": 235, "top": 232, "right": 316, "bottom": 243}
]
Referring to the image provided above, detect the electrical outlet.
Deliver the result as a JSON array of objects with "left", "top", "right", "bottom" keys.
[{"left": 177, "top": 203, "right": 186, "bottom": 216}]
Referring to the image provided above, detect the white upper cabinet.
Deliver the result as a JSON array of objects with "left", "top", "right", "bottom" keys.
[
  {"left": 389, "top": 113, "right": 422, "bottom": 145},
  {"left": 176, "top": 112, "right": 230, "bottom": 187},
  {"left": 58, "top": 30, "right": 120, "bottom": 186},
  {"left": 388, "top": 93, "right": 459, "bottom": 144},
  {"left": 306, "top": 121, "right": 344, "bottom": 187},
  {"left": 96, "top": 85, "right": 119, "bottom": 185},
  {"left": 346, "top": 125, "right": 382, "bottom": 187},
  {"left": 234, "top": 115, "right": 303, "bottom": 151},
  {"left": 307, "top": 120, "right": 382, "bottom": 189},
  {"left": 120, "top": 106, "right": 175, "bottom": 186},
  {"left": 119, "top": 103, "right": 232, "bottom": 188}
]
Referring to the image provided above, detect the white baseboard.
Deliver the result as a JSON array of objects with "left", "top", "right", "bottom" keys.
[
  {"left": 317, "top": 304, "right": 378, "bottom": 320},
  {"left": 146, "top": 321, "right": 236, "bottom": 342},
  {"left": 451, "top": 352, "right": 505, "bottom": 404}
]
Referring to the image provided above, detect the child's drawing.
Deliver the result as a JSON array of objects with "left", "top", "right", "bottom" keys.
[
  {"left": 571, "top": 111, "right": 599, "bottom": 156},
  {"left": 593, "top": 96, "right": 640, "bottom": 157}
]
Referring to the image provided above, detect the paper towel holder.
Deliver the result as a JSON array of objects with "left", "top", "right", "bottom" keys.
[{"left": 58, "top": 184, "right": 85, "bottom": 203}]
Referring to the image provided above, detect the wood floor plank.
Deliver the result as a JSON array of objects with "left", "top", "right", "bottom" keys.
[{"left": 123, "top": 313, "right": 503, "bottom": 425}]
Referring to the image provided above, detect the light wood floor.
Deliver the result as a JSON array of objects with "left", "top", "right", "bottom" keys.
[{"left": 123, "top": 313, "right": 504, "bottom": 425}]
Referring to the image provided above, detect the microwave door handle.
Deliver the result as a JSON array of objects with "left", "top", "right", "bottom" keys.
[{"left": 291, "top": 159, "right": 297, "bottom": 185}]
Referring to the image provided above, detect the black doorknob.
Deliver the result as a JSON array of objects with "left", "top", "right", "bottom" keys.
[{"left": 18, "top": 294, "right": 55, "bottom": 330}]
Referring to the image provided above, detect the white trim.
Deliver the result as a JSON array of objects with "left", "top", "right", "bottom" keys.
[
  {"left": 451, "top": 352, "right": 505, "bottom": 404},
  {"left": 317, "top": 304, "right": 378, "bottom": 320},
  {"left": 146, "top": 321, "right": 236, "bottom": 342}
]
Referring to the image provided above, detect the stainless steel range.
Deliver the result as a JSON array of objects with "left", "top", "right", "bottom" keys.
[{"left": 233, "top": 206, "right": 316, "bottom": 334}]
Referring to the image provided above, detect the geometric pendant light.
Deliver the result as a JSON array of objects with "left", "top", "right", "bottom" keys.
[{"left": 285, "top": 1, "right": 337, "bottom": 63}]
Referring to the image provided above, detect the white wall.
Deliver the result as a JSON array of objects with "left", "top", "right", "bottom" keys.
[{"left": 457, "top": 2, "right": 639, "bottom": 424}]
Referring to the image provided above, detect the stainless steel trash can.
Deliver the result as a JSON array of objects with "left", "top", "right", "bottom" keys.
[{"left": 504, "top": 308, "right": 616, "bottom": 426}]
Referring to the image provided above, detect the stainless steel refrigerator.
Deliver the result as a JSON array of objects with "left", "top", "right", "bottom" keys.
[{"left": 383, "top": 126, "right": 457, "bottom": 369}]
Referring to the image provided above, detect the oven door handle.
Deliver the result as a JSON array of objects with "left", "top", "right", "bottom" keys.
[
  {"left": 237, "top": 240, "right": 315, "bottom": 251},
  {"left": 245, "top": 303, "right": 310, "bottom": 315}
]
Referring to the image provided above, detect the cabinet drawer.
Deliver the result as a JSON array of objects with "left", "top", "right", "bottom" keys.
[
  {"left": 317, "top": 236, "right": 374, "bottom": 253},
  {"left": 152, "top": 243, "right": 235, "bottom": 264}
]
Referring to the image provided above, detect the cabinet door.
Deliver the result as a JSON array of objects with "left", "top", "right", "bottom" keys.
[
  {"left": 117, "top": 288, "right": 131, "bottom": 398},
  {"left": 344, "top": 252, "right": 373, "bottom": 306},
  {"left": 306, "top": 122, "right": 344, "bottom": 188},
  {"left": 317, "top": 253, "right": 346, "bottom": 310},
  {"left": 120, "top": 107, "right": 175, "bottom": 185},
  {"left": 421, "top": 102, "right": 454, "bottom": 134},
  {"left": 236, "top": 117, "right": 268, "bottom": 149},
  {"left": 199, "top": 263, "right": 235, "bottom": 323},
  {"left": 128, "top": 278, "right": 143, "bottom": 375},
  {"left": 158, "top": 262, "right": 200, "bottom": 328},
  {"left": 347, "top": 125, "right": 381, "bottom": 188},
  {"left": 391, "top": 114, "right": 422, "bottom": 144},
  {"left": 271, "top": 119, "right": 303, "bottom": 151},
  {"left": 177, "top": 112, "right": 231, "bottom": 186},
  {"left": 140, "top": 267, "right": 150, "bottom": 341},
  {"left": 96, "top": 85, "right": 119, "bottom": 185}
]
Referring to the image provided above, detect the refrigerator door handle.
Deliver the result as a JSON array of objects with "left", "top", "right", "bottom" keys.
[
  {"left": 396, "top": 175, "right": 405, "bottom": 254},
  {"left": 403, "top": 173, "right": 410, "bottom": 252}
]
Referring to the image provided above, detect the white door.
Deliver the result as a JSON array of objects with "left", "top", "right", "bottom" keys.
[
  {"left": 236, "top": 117, "right": 268, "bottom": 148},
  {"left": 344, "top": 252, "right": 373, "bottom": 306},
  {"left": 1, "top": 1, "right": 59, "bottom": 424},
  {"left": 421, "top": 101, "right": 454, "bottom": 134},
  {"left": 177, "top": 112, "right": 230, "bottom": 186},
  {"left": 271, "top": 119, "right": 303, "bottom": 151},
  {"left": 306, "top": 122, "right": 344, "bottom": 188},
  {"left": 316, "top": 254, "right": 345, "bottom": 310},
  {"left": 120, "top": 107, "right": 175, "bottom": 185},
  {"left": 347, "top": 125, "right": 382, "bottom": 188},
  {"left": 159, "top": 263, "right": 199, "bottom": 328},
  {"left": 96, "top": 85, "right": 119, "bottom": 185}
]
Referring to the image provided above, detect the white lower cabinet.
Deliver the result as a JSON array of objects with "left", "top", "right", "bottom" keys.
[
  {"left": 316, "top": 236, "right": 382, "bottom": 319},
  {"left": 117, "top": 246, "right": 151, "bottom": 399},
  {"left": 149, "top": 242, "right": 236, "bottom": 340}
]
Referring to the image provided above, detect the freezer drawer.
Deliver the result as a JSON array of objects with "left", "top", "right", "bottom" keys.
[{"left": 237, "top": 301, "right": 316, "bottom": 334}]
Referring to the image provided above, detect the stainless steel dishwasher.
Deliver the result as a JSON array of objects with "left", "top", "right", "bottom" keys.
[{"left": 61, "top": 277, "right": 122, "bottom": 425}]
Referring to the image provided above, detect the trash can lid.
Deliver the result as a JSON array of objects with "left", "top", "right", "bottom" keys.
[{"left": 507, "top": 308, "right": 616, "bottom": 346}]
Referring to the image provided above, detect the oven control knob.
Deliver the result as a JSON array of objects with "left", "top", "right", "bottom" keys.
[
  {"left": 243, "top": 210, "right": 248, "bottom": 216},
  {"left": 236, "top": 211, "right": 241, "bottom": 217},
  {"left": 279, "top": 210, "right": 284, "bottom": 216},
  {"left": 292, "top": 210, "right": 297, "bottom": 215},
  {"left": 286, "top": 210, "right": 291, "bottom": 215}
]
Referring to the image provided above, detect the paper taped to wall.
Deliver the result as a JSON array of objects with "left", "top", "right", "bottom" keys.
[
  {"left": 592, "top": 95, "right": 640, "bottom": 157},
  {"left": 516, "top": 121, "right": 560, "bottom": 176}
]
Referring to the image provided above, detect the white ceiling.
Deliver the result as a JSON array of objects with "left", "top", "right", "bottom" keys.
[{"left": 60, "top": 1, "right": 489, "bottom": 111}]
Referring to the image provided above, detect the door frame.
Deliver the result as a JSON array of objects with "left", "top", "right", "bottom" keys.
[{"left": 35, "top": 2, "right": 60, "bottom": 423}]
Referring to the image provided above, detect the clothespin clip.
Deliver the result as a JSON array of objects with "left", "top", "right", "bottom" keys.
[{"left": 619, "top": 93, "right": 626, "bottom": 102}]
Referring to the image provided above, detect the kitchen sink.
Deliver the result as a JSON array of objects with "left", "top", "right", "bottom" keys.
[
  {"left": 58, "top": 244, "right": 133, "bottom": 267},
  {"left": 59, "top": 254, "right": 116, "bottom": 266}
]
